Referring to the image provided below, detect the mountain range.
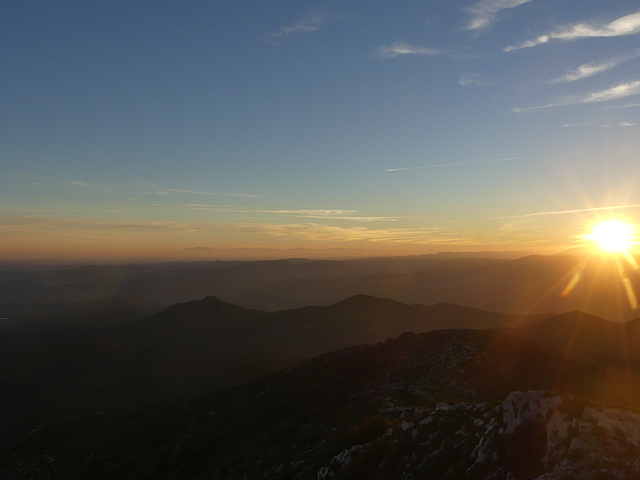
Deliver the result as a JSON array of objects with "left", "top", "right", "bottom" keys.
[{"left": 3, "top": 252, "right": 640, "bottom": 322}]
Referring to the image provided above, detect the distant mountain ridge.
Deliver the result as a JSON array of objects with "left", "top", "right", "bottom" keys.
[
  {"left": 4, "top": 252, "right": 640, "bottom": 321},
  {"left": 502, "top": 310, "right": 640, "bottom": 362}
]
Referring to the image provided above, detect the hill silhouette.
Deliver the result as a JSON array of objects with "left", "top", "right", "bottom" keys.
[{"left": 502, "top": 310, "right": 640, "bottom": 362}]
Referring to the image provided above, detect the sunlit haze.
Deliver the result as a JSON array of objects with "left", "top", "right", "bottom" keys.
[{"left": 2, "top": 1, "right": 640, "bottom": 262}]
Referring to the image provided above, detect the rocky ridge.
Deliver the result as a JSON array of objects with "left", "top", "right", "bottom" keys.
[{"left": 319, "top": 390, "right": 640, "bottom": 479}]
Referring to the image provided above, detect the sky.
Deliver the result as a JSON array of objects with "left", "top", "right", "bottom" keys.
[{"left": 2, "top": 0, "right": 640, "bottom": 262}]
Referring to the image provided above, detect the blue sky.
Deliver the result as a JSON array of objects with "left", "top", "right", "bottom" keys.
[{"left": 2, "top": 1, "right": 640, "bottom": 260}]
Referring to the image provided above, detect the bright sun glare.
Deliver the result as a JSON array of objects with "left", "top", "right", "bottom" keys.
[{"left": 585, "top": 220, "right": 635, "bottom": 253}]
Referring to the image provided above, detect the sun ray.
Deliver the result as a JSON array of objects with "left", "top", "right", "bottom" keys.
[{"left": 561, "top": 270, "right": 581, "bottom": 298}]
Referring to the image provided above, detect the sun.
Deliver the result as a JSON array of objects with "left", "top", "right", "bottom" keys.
[{"left": 584, "top": 220, "right": 635, "bottom": 254}]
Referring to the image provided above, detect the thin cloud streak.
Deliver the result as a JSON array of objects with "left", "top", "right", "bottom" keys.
[
  {"left": 168, "top": 205, "right": 396, "bottom": 222},
  {"left": 0, "top": 215, "right": 215, "bottom": 233},
  {"left": 174, "top": 204, "right": 249, "bottom": 213},
  {"left": 476, "top": 203, "right": 640, "bottom": 221},
  {"left": 550, "top": 49, "right": 640, "bottom": 83},
  {"left": 605, "top": 102, "right": 640, "bottom": 109},
  {"left": 258, "top": 208, "right": 398, "bottom": 223},
  {"left": 506, "top": 10, "right": 640, "bottom": 51},
  {"left": 377, "top": 42, "right": 441, "bottom": 59},
  {"left": 562, "top": 121, "right": 594, "bottom": 127},
  {"left": 271, "top": 13, "right": 326, "bottom": 39},
  {"left": 459, "top": 73, "right": 494, "bottom": 86},
  {"left": 263, "top": 209, "right": 397, "bottom": 222},
  {"left": 68, "top": 180, "right": 90, "bottom": 187},
  {"left": 513, "top": 80, "right": 640, "bottom": 112},
  {"left": 244, "top": 222, "right": 478, "bottom": 245},
  {"left": 161, "top": 188, "right": 256, "bottom": 198},
  {"left": 2, "top": 216, "right": 480, "bottom": 250},
  {"left": 267, "top": 209, "right": 357, "bottom": 216},
  {"left": 266, "top": 213, "right": 398, "bottom": 222},
  {"left": 601, "top": 122, "right": 639, "bottom": 128},
  {"left": 388, "top": 156, "right": 522, "bottom": 172},
  {"left": 464, "top": 0, "right": 535, "bottom": 31}
]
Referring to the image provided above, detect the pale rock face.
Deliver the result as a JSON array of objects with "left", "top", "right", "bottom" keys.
[
  {"left": 500, "top": 390, "right": 563, "bottom": 435},
  {"left": 545, "top": 410, "right": 571, "bottom": 451},
  {"left": 583, "top": 406, "right": 640, "bottom": 447},
  {"left": 317, "top": 444, "right": 364, "bottom": 480},
  {"left": 316, "top": 390, "right": 640, "bottom": 480}
]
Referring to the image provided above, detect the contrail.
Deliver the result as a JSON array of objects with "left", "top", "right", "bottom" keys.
[
  {"left": 466, "top": 203, "right": 640, "bottom": 222},
  {"left": 387, "top": 156, "right": 523, "bottom": 172},
  {"left": 515, "top": 204, "right": 640, "bottom": 219},
  {"left": 164, "top": 188, "right": 255, "bottom": 198}
]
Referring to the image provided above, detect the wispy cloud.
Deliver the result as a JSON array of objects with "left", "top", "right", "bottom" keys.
[
  {"left": 476, "top": 203, "right": 640, "bottom": 221},
  {"left": 271, "top": 13, "right": 326, "bottom": 41},
  {"left": 388, "top": 156, "right": 522, "bottom": 172},
  {"left": 562, "top": 121, "right": 594, "bottom": 128},
  {"left": 172, "top": 204, "right": 249, "bottom": 213},
  {"left": 550, "top": 49, "right": 640, "bottom": 83},
  {"left": 263, "top": 209, "right": 398, "bottom": 222},
  {"left": 464, "top": 0, "right": 535, "bottom": 31},
  {"left": 242, "top": 223, "right": 476, "bottom": 245},
  {"left": 604, "top": 101, "right": 640, "bottom": 109},
  {"left": 0, "top": 215, "right": 214, "bottom": 233},
  {"left": 601, "top": 121, "right": 639, "bottom": 128},
  {"left": 506, "top": 10, "right": 640, "bottom": 51},
  {"left": 551, "top": 59, "right": 620, "bottom": 83},
  {"left": 376, "top": 42, "right": 441, "bottom": 59},
  {"left": 68, "top": 180, "right": 90, "bottom": 187},
  {"left": 0, "top": 215, "right": 477, "bottom": 249},
  {"left": 163, "top": 204, "right": 395, "bottom": 222},
  {"left": 513, "top": 80, "right": 640, "bottom": 112},
  {"left": 158, "top": 188, "right": 255, "bottom": 198},
  {"left": 572, "top": 80, "right": 640, "bottom": 102},
  {"left": 459, "top": 73, "right": 494, "bottom": 86},
  {"left": 267, "top": 209, "right": 356, "bottom": 216}
]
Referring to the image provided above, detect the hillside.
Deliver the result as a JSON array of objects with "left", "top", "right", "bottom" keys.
[
  {"left": 0, "top": 295, "right": 543, "bottom": 447},
  {"left": 502, "top": 311, "right": 640, "bottom": 362},
  {"left": 2, "top": 329, "right": 640, "bottom": 479}
]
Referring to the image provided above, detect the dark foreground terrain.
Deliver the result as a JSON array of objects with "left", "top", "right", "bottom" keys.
[
  {"left": 2, "top": 328, "right": 640, "bottom": 479},
  {"left": 1, "top": 294, "right": 546, "bottom": 447}
]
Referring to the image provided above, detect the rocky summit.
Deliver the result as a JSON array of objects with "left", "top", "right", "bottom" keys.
[{"left": 319, "top": 390, "right": 640, "bottom": 480}]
